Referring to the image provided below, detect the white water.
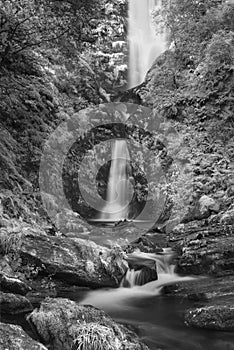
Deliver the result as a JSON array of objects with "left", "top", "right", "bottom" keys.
[
  {"left": 80, "top": 249, "right": 195, "bottom": 312},
  {"left": 100, "top": 139, "right": 132, "bottom": 221},
  {"left": 128, "top": 0, "right": 167, "bottom": 87}
]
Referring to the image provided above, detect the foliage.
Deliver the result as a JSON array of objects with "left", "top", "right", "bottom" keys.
[
  {"left": 72, "top": 322, "right": 118, "bottom": 350},
  {"left": 0, "top": 0, "right": 69, "bottom": 66},
  {"left": 149, "top": 0, "right": 234, "bottom": 120},
  {"left": 139, "top": 0, "right": 234, "bottom": 228}
]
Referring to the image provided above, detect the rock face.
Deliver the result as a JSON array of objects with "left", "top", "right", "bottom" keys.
[
  {"left": 28, "top": 297, "right": 151, "bottom": 350},
  {"left": 19, "top": 234, "right": 128, "bottom": 288},
  {"left": 185, "top": 304, "right": 234, "bottom": 331},
  {"left": 169, "top": 220, "right": 234, "bottom": 275},
  {"left": 0, "top": 291, "right": 33, "bottom": 314},
  {"left": 0, "top": 322, "right": 48, "bottom": 350}
]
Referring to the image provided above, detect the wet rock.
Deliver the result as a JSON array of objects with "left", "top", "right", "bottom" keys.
[
  {"left": 0, "top": 272, "right": 31, "bottom": 295},
  {"left": 0, "top": 322, "right": 48, "bottom": 350},
  {"left": 126, "top": 234, "right": 165, "bottom": 254},
  {"left": 19, "top": 234, "right": 128, "bottom": 288},
  {"left": 28, "top": 297, "right": 151, "bottom": 350},
  {"left": 185, "top": 304, "right": 234, "bottom": 331},
  {"left": 0, "top": 291, "right": 33, "bottom": 314},
  {"left": 163, "top": 275, "right": 234, "bottom": 305}
]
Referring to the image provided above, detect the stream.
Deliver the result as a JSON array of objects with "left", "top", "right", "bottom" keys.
[{"left": 2, "top": 250, "right": 234, "bottom": 350}]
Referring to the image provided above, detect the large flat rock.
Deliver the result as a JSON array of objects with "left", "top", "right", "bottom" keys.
[{"left": 19, "top": 234, "right": 128, "bottom": 288}]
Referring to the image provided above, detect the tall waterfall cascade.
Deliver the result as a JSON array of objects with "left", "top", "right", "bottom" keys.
[
  {"left": 99, "top": 0, "right": 166, "bottom": 222},
  {"left": 128, "top": 0, "right": 167, "bottom": 87}
]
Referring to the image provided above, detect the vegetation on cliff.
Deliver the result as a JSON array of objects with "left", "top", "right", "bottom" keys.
[{"left": 140, "top": 0, "right": 234, "bottom": 232}]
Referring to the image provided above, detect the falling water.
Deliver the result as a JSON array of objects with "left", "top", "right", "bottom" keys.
[
  {"left": 128, "top": 0, "right": 167, "bottom": 87},
  {"left": 100, "top": 140, "right": 132, "bottom": 221},
  {"left": 99, "top": 0, "right": 167, "bottom": 222},
  {"left": 121, "top": 248, "right": 193, "bottom": 290}
]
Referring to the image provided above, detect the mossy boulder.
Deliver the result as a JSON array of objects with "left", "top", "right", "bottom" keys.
[
  {"left": 185, "top": 304, "right": 234, "bottom": 331},
  {"left": 0, "top": 322, "right": 48, "bottom": 350},
  {"left": 28, "top": 297, "right": 151, "bottom": 350}
]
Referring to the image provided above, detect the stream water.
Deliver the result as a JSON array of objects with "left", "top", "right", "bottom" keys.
[{"left": 71, "top": 250, "right": 234, "bottom": 350}]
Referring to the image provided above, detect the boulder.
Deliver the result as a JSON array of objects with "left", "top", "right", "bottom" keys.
[
  {"left": 185, "top": 304, "right": 234, "bottom": 331},
  {"left": 199, "top": 195, "right": 219, "bottom": 215},
  {"left": 0, "top": 322, "right": 48, "bottom": 350},
  {"left": 28, "top": 297, "right": 151, "bottom": 350},
  {"left": 0, "top": 272, "right": 31, "bottom": 295},
  {"left": 0, "top": 291, "right": 33, "bottom": 314},
  {"left": 19, "top": 234, "right": 128, "bottom": 288},
  {"left": 182, "top": 196, "right": 219, "bottom": 223}
]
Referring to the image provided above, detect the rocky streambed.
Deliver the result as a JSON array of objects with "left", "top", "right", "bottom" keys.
[{"left": 1, "top": 211, "right": 234, "bottom": 349}]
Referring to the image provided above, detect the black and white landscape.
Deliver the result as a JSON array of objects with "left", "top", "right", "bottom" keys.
[{"left": 0, "top": 1, "right": 234, "bottom": 349}]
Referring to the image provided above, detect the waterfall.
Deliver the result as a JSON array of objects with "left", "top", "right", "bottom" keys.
[
  {"left": 121, "top": 249, "right": 177, "bottom": 288},
  {"left": 100, "top": 140, "right": 131, "bottom": 221},
  {"left": 80, "top": 249, "right": 195, "bottom": 311},
  {"left": 122, "top": 269, "right": 145, "bottom": 287},
  {"left": 128, "top": 0, "right": 167, "bottom": 87},
  {"left": 99, "top": 0, "right": 167, "bottom": 222}
]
